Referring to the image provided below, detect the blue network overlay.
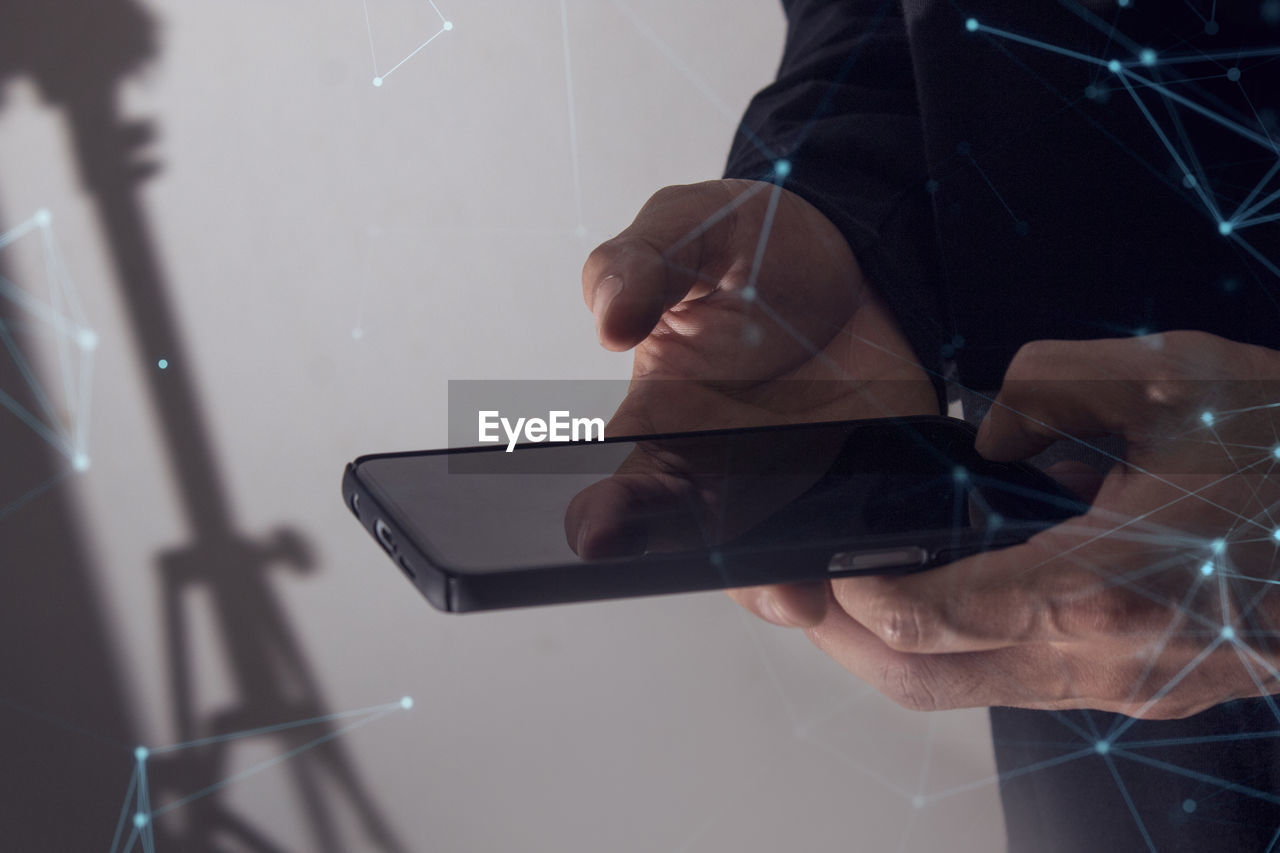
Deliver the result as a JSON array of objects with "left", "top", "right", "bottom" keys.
[
  {"left": 3, "top": 0, "right": 1280, "bottom": 850},
  {"left": 362, "top": 0, "right": 453, "bottom": 88},
  {"left": 110, "top": 698, "right": 413, "bottom": 853},
  {"left": 697, "top": 1, "right": 1280, "bottom": 847},
  {"left": 0, "top": 209, "right": 95, "bottom": 516}
]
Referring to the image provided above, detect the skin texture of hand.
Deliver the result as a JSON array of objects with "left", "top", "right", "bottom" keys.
[
  {"left": 578, "top": 179, "right": 939, "bottom": 626},
  {"left": 811, "top": 331, "right": 1280, "bottom": 719}
]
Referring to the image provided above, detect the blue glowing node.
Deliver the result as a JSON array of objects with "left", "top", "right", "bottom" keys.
[
  {"left": 1139, "top": 49, "right": 1157, "bottom": 67},
  {"left": 773, "top": 159, "right": 792, "bottom": 178},
  {"left": 912, "top": 795, "right": 925, "bottom": 808},
  {"left": 33, "top": 208, "right": 52, "bottom": 227},
  {"left": 1117, "top": 0, "right": 1130, "bottom": 7},
  {"left": 443, "top": 21, "right": 454, "bottom": 31},
  {"left": 741, "top": 287, "right": 757, "bottom": 303},
  {"left": 1212, "top": 538, "right": 1226, "bottom": 554},
  {"left": 1108, "top": 59, "right": 1122, "bottom": 74},
  {"left": 372, "top": 76, "right": 384, "bottom": 87},
  {"left": 1272, "top": 528, "right": 1280, "bottom": 543},
  {"left": 965, "top": 18, "right": 979, "bottom": 32},
  {"left": 1095, "top": 740, "right": 1110, "bottom": 755},
  {"left": 1219, "top": 221, "right": 1233, "bottom": 236},
  {"left": 157, "top": 358, "right": 169, "bottom": 370},
  {"left": 1183, "top": 798, "right": 1197, "bottom": 813},
  {"left": 1222, "top": 625, "right": 1236, "bottom": 640},
  {"left": 1264, "top": 1, "right": 1280, "bottom": 25},
  {"left": 953, "top": 466, "right": 969, "bottom": 483},
  {"left": 77, "top": 328, "right": 99, "bottom": 350},
  {"left": 1273, "top": 446, "right": 1280, "bottom": 460},
  {"left": 1200, "top": 410, "right": 1214, "bottom": 426},
  {"left": 134, "top": 745, "right": 149, "bottom": 761},
  {"left": 1199, "top": 562, "right": 1214, "bottom": 577},
  {"left": 134, "top": 812, "right": 149, "bottom": 829},
  {"left": 73, "top": 453, "right": 90, "bottom": 473},
  {"left": 1205, "top": 20, "right": 1219, "bottom": 34},
  {"left": 400, "top": 696, "right": 414, "bottom": 710},
  {"left": 1182, "top": 174, "right": 1197, "bottom": 189},
  {"left": 1227, "top": 67, "right": 1241, "bottom": 82}
]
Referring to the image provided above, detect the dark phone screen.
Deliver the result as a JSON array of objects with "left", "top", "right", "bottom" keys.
[{"left": 355, "top": 418, "right": 1084, "bottom": 572}]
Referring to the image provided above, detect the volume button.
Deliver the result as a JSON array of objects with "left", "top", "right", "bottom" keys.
[{"left": 828, "top": 546, "right": 928, "bottom": 573}]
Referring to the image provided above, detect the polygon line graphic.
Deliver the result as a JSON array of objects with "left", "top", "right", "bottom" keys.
[
  {"left": 362, "top": 0, "right": 453, "bottom": 88},
  {"left": 0, "top": 209, "right": 97, "bottom": 518},
  {"left": 964, "top": 16, "right": 1280, "bottom": 268},
  {"left": 108, "top": 696, "right": 414, "bottom": 853}
]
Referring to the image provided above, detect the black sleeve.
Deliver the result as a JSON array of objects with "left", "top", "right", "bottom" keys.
[{"left": 724, "top": 0, "right": 949, "bottom": 410}]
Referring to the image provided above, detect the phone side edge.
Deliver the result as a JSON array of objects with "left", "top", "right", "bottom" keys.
[{"left": 342, "top": 461, "right": 456, "bottom": 613}]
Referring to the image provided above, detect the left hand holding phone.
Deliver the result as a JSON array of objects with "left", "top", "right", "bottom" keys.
[{"left": 809, "top": 332, "right": 1280, "bottom": 717}]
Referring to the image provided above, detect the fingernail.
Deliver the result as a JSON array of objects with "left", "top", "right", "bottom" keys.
[
  {"left": 593, "top": 275, "right": 624, "bottom": 338},
  {"left": 758, "top": 592, "right": 795, "bottom": 628}
]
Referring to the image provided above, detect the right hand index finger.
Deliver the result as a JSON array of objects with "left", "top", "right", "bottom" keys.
[{"left": 582, "top": 181, "right": 755, "bottom": 350}]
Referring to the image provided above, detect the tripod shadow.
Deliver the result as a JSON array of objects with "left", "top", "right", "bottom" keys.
[{"left": 0, "top": 2, "right": 407, "bottom": 850}]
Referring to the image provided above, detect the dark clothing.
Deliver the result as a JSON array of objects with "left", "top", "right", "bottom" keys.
[{"left": 724, "top": 1, "right": 1280, "bottom": 850}]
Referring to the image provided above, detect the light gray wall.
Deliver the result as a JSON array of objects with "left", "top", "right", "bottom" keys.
[{"left": 0, "top": 1, "right": 1004, "bottom": 850}]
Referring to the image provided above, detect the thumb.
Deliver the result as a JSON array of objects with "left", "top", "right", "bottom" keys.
[{"left": 582, "top": 181, "right": 754, "bottom": 351}]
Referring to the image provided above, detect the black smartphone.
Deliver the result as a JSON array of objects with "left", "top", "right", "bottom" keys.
[{"left": 342, "top": 415, "right": 1088, "bottom": 613}]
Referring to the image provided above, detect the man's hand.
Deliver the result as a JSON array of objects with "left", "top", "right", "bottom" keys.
[
  {"left": 574, "top": 179, "right": 939, "bottom": 626},
  {"left": 811, "top": 331, "right": 1280, "bottom": 719}
]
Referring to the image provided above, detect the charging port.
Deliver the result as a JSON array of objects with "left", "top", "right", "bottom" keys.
[{"left": 374, "top": 519, "right": 396, "bottom": 553}]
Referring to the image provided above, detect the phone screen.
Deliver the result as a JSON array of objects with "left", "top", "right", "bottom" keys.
[{"left": 354, "top": 418, "right": 1083, "bottom": 573}]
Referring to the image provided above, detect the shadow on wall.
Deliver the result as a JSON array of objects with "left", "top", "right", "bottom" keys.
[{"left": 0, "top": 2, "right": 406, "bottom": 849}]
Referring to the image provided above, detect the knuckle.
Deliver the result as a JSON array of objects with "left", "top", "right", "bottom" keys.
[
  {"left": 1136, "top": 363, "right": 1197, "bottom": 412},
  {"left": 1135, "top": 331, "right": 1226, "bottom": 409},
  {"left": 875, "top": 598, "right": 939, "bottom": 652},
  {"left": 1158, "top": 329, "right": 1221, "bottom": 361},
  {"left": 1016, "top": 413, "right": 1063, "bottom": 449},
  {"left": 1041, "top": 646, "right": 1081, "bottom": 705},
  {"left": 878, "top": 660, "right": 944, "bottom": 712},
  {"left": 1059, "top": 586, "right": 1147, "bottom": 638},
  {"left": 646, "top": 183, "right": 693, "bottom": 209},
  {"left": 1127, "top": 700, "right": 1195, "bottom": 720},
  {"left": 1137, "top": 375, "right": 1193, "bottom": 414},
  {"left": 1080, "top": 646, "right": 1204, "bottom": 719},
  {"left": 1004, "top": 340, "right": 1060, "bottom": 382},
  {"left": 1110, "top": 680, "right": 1201, "bottom": 720}
]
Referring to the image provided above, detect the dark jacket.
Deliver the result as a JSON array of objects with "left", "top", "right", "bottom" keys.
[{"left": 725, "top": 2, "right": 1280, "bottom": 850}]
